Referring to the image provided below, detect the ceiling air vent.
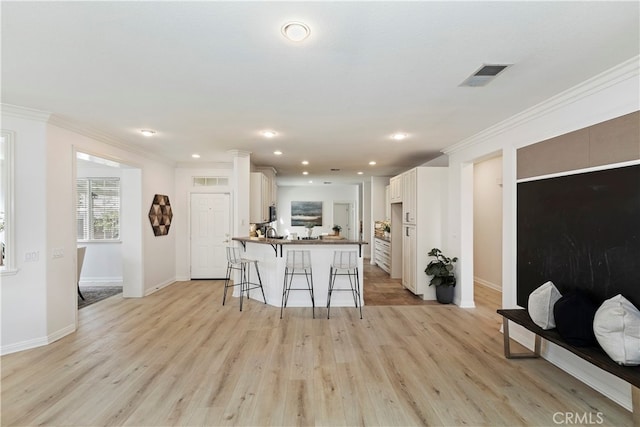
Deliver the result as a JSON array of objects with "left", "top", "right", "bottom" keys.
[{"left": 460, "top": 64, "right": 510, "bottom": 87}]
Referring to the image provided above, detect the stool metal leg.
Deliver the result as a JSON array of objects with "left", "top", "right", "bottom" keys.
[
  {"left": 327, "top": 265, "right": 363, "bottom": 319},
  {"left": 223, "top": 262, "right": 233, "bottom": 306},
  {"left": 306, "top": 267, "right": 315, "bottom": 319},
  {"left": 281, "top": 251, "right": 315, "bottom": 319},
  {"left": 239, "top": 262, "right": 246, "bottom": 312},
  {"left": 253, "top": 261, "right": 267, "bottom": 304}
]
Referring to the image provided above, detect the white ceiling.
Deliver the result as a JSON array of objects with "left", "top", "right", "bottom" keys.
[{"left": 2, "top": 1, "right": 639, "bottom": 185}]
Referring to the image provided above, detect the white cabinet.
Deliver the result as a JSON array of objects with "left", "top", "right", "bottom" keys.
[
  {"left": 402, "top": 168, "right": 417, "bottom": 224},
  {"left": 385, "top": 185, "right": 391, "bottom": 220},
  {"left": 374, "top": 238, "right": 391, "bottom": 273},
  {"left": 400, "top": 167, "right": 447, "bottom": 299},
  {"left": 389, "top": 174, "right": 403, "bottom": 203},
  {"left": 250, "top": 172, "right": 271, "bottom": 223},
  {"left": 401, "top": 225, "right": 417, "bottom": 293}
]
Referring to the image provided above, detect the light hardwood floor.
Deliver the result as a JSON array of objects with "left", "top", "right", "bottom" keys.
[{"left": 1, "top": 268, "right": 632, "bottom": 426}]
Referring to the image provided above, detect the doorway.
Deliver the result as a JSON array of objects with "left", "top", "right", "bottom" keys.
[
  {"left": 332, "top": 202, "right": 354, "bottom": 240},
  {"left": 190, "top": 193, "right": 231, "bottom": 279},
  {"left": 472, "top": 155, "right": 503, "bottom": 306},
  {"left": 74, "top": 151, "right": 143, "bottom": 311}
]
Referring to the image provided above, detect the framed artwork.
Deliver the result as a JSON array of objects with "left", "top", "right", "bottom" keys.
[
  {"left": 291, "top": 201, "right": 322, "bottom": 226},
  {"left": 148, "top": 194, "right": 173, "bottom": 236}
]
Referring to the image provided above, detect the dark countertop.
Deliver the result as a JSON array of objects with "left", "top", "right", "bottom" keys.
[{"left": 233, "top": 236, "right": 368, "bottom": 245}]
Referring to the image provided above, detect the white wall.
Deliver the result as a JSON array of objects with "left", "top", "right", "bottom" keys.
[
  {"left": 277, "top": 185, "right": 359, "bottom": 239},
  {"left": 473, "top": 155, "right": 502, "bottom": 291},
  {"left": 443, "top": 57, "right": 639, "bottom": 410},
  {"left": 1, "top": 111, "right": 49, "bottom": 353},
  {"left": 1, "top": 106, "right": 178, "bottom": 354}
]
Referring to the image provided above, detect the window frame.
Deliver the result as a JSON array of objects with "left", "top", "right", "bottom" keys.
[
  {"left": 1, "top": 130, "right": 16, "bottom": 273},
  {"left": 76, "top": 177, "right": 121, "bottom": 242}
]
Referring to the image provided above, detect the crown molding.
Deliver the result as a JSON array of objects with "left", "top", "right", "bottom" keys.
[
  {"left": 1, "top": 103, "right": 51, "bottom": 122},
  {"left": 48, "top": 114, "right": 175, "bottom": 167},
  {"left": 443, "top": 55, "right": 640, "bottom": 155}
]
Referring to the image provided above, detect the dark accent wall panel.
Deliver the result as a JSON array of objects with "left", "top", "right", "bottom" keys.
[{"left": 517, "top": 164, "right": 640, "bottom": 308}]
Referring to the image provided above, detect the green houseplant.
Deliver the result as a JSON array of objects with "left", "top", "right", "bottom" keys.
[
  {"left": 332, "top": 224, "right": 342, "bottom": 235},
  {"left": 425, "top": 248, "right": 458, "bottom": 303},
  {"left": 304, "top": 222, "right": 315, "bottom": 238}
]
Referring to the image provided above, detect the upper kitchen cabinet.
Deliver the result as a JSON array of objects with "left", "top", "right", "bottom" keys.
[
  {"left": 402, "top": 168, "right": 417, "bottom": 224},
  {"left": 389, "top": 174, "right": 403, "bottom": 203},
  {"left": 250, "top": 172, "right": 272, "bottom": 223}
]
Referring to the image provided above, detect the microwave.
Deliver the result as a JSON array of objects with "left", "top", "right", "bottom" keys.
[{"left": 269, "top": 205, "right": 277, "bottom": 222}]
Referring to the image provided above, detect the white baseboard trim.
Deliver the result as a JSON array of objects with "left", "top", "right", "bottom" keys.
[
  {"left": 1, "top": 323, "right": 76, "bottom": 356},
  {"left": 507, "top": 323, "right": 632, "bottom": 412},
  {"left": 1, "top": 335, "right": 49, "bottom": 356},
  {"left": 473, "top": 276, "right": 502, "bottom": 292},
  {"left": 175, "top": 275, "right": 190, "bottom": 282},
  {"left": 145, "top": 278, "right": 177, "bottom": 296}
]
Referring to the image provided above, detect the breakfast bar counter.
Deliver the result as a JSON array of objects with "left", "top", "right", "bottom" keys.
[{"left": 231, "top": 237, "right": 368, "bottom": 309}]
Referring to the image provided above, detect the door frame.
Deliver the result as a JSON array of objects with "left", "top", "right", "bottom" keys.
[
  {"left": 189, "top": 191, "right": 232, "bottom": 279},
  {"left": 332, "top": 201, "right": 356, "bottom": 240}
]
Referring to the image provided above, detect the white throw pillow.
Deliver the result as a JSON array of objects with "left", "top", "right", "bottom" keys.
[
  {"left": 593, "top": 294, "right": 640, "bottom": 366},
  {"left": 528, "top": 281, "right": 562, "bottom": 330}
]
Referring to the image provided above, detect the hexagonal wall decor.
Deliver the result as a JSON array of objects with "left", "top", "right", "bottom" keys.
[{"left": 148, "top": 194, "right": 173, "bottom": 236}]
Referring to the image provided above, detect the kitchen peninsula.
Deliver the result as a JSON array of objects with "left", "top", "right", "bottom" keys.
[{"left": 232, "top": 237, "right": 368, "bottom": 309}]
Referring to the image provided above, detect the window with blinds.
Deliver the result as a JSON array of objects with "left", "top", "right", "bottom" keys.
[{"left": 77, "top": 178, "right": 120, "bottom": 241}]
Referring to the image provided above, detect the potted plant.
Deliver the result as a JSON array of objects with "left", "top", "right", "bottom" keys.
[
  {"left": 332, "top": 224, "right": 342, "bottom": 236},
  {"left": 383, "top": 221, "right": 391, "bottom": 238},
  {"left": 304, "top": 222, "right": 315, "bottom": 239},
  {"left": 425, "top": 248, "right": 458, "bottom": 304}
]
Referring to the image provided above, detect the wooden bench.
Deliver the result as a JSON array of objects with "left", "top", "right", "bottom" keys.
[{"left": 497, "top": 308, "right": 640, "bottom": 423}]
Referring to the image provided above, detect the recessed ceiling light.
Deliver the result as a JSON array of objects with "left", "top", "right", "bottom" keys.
[
  {"left": 301, "top": 160, "right": 309, "bottom": 165},
  {"left": 281, "top": 22, "right": 310, "bottom": 42},
  {"left": 302, "top": 171, "right": 309, "bottom": 175},
  {"left": 369, "top": 161, "right": 377, "bottom": 165},
  {"left": 261, "top": 130, "right": 277, "bottom": 138},
  {"left": 391, "top": 132, "right": 408, "bottom": 141},
  {"left": 192, "top": 154, "right": 201, "bottom": 159},
  {"left": 274, "top": 150, "right": 283, "bottom": 155},
  {"left": 140, "top": 129, "right": 156, "bottom": 137},
  {"left": 357, "top": 171, "right": 363, "bottom": 175}
]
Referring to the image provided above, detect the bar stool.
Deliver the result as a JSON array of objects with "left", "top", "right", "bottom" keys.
[
  {"left": 223, "top": 246, "right": 266, "bottom": 311},
  {"left": 281, "top": 250, "right": 315, "bottom": 318},
  {"left": 327, "top": 250, "right": 363, "bottom": 319}
]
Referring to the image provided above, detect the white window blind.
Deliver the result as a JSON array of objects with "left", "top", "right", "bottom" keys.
[{"left": 77, "top": 178, "right": 120, "bottom": 240}]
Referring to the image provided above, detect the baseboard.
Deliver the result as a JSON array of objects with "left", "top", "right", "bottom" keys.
[
  {"left": 1, "top": 335, "right": 49, "bottom": 355},
  {"left": 145, "top": 278, "right": 177, "bottom": 296},
  {"left": 473, "top": 276, "right": 501, "bottom": 292},
  {"left": 1, "top": 324, "right": 76, "bottom": 356},
  {"left": 47, "top": 324, "right": 76, "bottom": 345},
  {"left": 507, "top": 323, "right": 632, "bottom": 412}
]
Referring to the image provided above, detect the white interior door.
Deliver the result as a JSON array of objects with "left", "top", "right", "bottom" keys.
[
  {"left": 190, "top": 193, "right": 230, "bottom": 279},
  {"left": 333, "top": 202, "right": 352, "bottom": 240}
]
